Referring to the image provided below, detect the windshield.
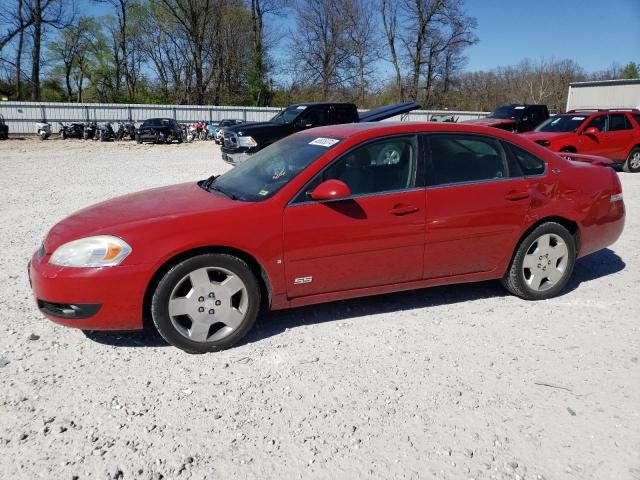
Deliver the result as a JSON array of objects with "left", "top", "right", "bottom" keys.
[
  {"left": 487, "top": 105, "right": 526, "bottom": 120},
  {"left": 536, "top": 115, "right": 587, "bottom": 133},
  {"left": 270, "top": 106, "right": 307, "bottom": 125},
  {"left": 207, "top": 134, "right": 343, "bottom": 201}
]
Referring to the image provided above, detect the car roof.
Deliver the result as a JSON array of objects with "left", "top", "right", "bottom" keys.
[
  {"left": 499, "top": 103, "right": 546, "bottom": 107},
  {"left": 301, "top": 121, "right": 522, "bottom": 140},
  {"left": 557, "top": 110, "right": 636, "bottom": 117},
  {"left": 289, "top": 102, "right": 356, "bottom": 108}
]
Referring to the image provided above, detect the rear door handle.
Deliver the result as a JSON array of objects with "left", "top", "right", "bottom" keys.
[
  {"left": 390, "top": 204, "right": 420, "bottom": 216},
  {"left": 505, "top": 190, "right": 530, "bottom": 201}
]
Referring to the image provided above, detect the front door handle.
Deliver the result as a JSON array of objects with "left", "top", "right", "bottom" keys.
[
  {"left": 390, "top": 204, "right": 420, "bottom": 216},
  {"left": 505, "top": 190, "right": 530, "bottom": 201}
]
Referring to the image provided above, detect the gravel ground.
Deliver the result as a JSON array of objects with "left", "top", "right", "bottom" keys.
[{"left": 0, "top": 138, "right": 638, "bottom": 480}]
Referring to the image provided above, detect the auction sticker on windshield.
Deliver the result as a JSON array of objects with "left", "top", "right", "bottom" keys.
[{"left": 309, "top": 137, "right": 340, "bottom": 147}]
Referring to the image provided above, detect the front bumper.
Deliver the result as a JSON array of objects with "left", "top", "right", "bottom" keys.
[
  {"left": 28, "top": 251, "right": 151, "bottom": 331},
  {"left": 220, "top": 146, "right": 255, "bottom": 165}
]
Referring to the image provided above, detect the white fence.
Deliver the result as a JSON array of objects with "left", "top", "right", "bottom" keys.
[{"left": 0, "top": 101, "right": 488, "bottom": 135}]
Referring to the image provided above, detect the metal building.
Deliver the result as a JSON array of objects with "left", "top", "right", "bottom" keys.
[{"left": 566, "top": 79, "right": 640, "bottom": 111}]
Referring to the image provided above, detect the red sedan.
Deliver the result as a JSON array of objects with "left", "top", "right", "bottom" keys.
[{"left": 29, "top": 123, "right": 625, "bottom": 353}]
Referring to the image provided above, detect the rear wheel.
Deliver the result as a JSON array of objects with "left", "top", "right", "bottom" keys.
[
  {"left": 623, "top": 147, "right": 640, "bottom": 173},
  {"left": 501, "top": 222, "right": 576, "bottom": 300},
  {"left": 151, "top": 254, "right": 261, "bottom": 353}
]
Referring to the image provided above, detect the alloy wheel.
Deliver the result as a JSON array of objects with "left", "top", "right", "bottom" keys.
[
  {"left": 167, "top": 267, "right": 249, "bottom": 343},
  {"left": 522, "top": 233, "right": 569, "bottom": 292}
]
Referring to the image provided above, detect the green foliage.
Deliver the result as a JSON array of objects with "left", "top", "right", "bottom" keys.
[{"left": 621, "top": 62, "right": 639, "bottom": 79}]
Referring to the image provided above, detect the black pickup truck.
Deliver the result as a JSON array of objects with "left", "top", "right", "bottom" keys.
[
  {"left": 220, "top": 101, "right": 420, "bottom": 164},
  {"left": 464, "top": 104, "right": 550, "bottom": 133}
]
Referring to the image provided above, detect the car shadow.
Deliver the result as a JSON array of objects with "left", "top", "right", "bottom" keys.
[{"left": 83, "top": 248, "right": 624, "bottom": 349}]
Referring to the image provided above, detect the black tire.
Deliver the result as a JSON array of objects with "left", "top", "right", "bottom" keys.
[
  {"left": 623, "top": 146, "right": 640, "bottom": 173},
  {"left": 501, "top": 222, "right": 576, "bottom": 300},
  {"left": 136, "top": 135, "right": 142, "bottom": 144},
  {"left": 151, "top": 254, "right": 261, "bottom": 354}
]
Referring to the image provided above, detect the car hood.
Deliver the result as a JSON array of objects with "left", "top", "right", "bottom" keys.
[
  {"left": 464, "top": 117, "right": 516, "bottom": 127},
  {"left": 521, "top": 131, "right": 575, "bottom": 142},
  {"left": 44, "top": 182, "right": 235, "bottom": 252},
  {"left": 226, "top": 121, "right": 285, "bottom": 135}
]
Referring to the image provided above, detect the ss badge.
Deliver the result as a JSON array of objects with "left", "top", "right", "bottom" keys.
[{"left": 294, "top": 276, "right": 313, "bottom": 285}]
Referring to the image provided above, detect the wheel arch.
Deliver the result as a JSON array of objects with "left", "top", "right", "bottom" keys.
[
  {"left": 142, "top": 245, "right": 273, "bottom": 327},
  {"left": 626, "top": 143, "right": 640, "bottom": 157}
]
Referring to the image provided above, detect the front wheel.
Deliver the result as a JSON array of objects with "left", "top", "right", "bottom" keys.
[
  {"left": 501, "top": 222, "right": 576, "bottom": 300},
  {"left": 151, "top": 254, "right": 261, "bottom": 353},
  {"left": 623, "top": 147, "right": 640, "bottom": 173}
]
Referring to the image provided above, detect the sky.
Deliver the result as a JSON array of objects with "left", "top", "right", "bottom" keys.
[
  {"left": 462, "top": 0, "right": 640, "bottom": 72},
  {"left": 84, "top": 0, "right": 640, "bottom": 74}
]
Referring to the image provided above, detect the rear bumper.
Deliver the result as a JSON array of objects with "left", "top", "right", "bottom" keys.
[
  {"left": 28, "top": 251, "right": 150, "bottom": 331},
  {"left": 578, "top": 199, "right": 625, "bottom": 258}
]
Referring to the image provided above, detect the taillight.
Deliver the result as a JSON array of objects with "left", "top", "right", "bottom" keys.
[{"left": 610, "top": 169, "right": 623, "bottom": 202}]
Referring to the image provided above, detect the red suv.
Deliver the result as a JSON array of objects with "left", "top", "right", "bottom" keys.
[{"left": 522, "top": 109, "right": 640, "bottom": 172}]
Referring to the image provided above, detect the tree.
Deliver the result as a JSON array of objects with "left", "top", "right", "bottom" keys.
[
  {"left": 247, "top": 0, "right": 286, "bottom": 106},
  {"left": 290, "top": 0, "right": 353, "bottom": 100},
  {"left": 25, "top": 0, "right": 73, "bottom": 100},
  {"left": 158, "top": 0, "right": 217, "bottom": 104},
  {"left": 621, "top": 61, "right": 639, "bottom": 79},
  {"left": 344, "top": 0, "right": 380, "bottom": 104},
  {"left": 381, "top": 0, "right": 403, "bottom": 100}
]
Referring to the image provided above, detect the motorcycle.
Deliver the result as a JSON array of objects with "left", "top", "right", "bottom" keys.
[
  {"left": 36, "top": 121, "right": 51, "bottom": 140},
  {"left": 59, "top": 122, "right": 85, "bottom": 139},
  {"left": 115, "top": 121, "right": 137, "bottom": 140},
  {"left": 98, "top": 122, "right": 115, "bottom": 142},
  {"left": 83, "top": 122, "right": 97, "bottom": 140}
]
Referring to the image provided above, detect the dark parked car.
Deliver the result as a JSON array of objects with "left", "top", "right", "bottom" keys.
[
  {"left": 214, "top": 119, "right": 244, "bottom": 144},
  {"left": 136, "top": 118, "right": 183, "bottom": 144},
  {"left": 221, "top": 101, "right": 420, "bottom": 164},
  {"left": 0, "top": 114, "right": 8, "bottom": 140},
  {"left": 465, "top": 104, "right": 550, "bottom": 133}
]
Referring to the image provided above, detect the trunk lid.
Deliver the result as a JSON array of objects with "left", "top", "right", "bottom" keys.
[{"left": 358, "top": 102, "right": 421, "bottom": 122}]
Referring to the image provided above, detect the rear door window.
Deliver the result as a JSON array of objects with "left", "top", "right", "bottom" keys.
[
  {"left": 632, "top": 114, "right": 640, "bottom": 128},
  {"left": 608, "top": 114, "right": 632, "bottom": 131},
  {"left": 507, "top": 144, "right": 546, "bottom": 176},
  {"left": 331, "top": 107, "right": 356, "bottom": 124},
  {"left": 427, "top": 134, "right": 510, "bottom": 186}
]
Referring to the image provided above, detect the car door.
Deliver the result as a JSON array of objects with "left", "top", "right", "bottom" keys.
[
  {"left": 283, "top": 135, "right": 426, "bottom": 298},
  {"left": 423, "top": 134, "right": 532, "bottom": 279},
  {"left": 605, "top": 113, "right": 635, "bottom": 160},
  {"left": 577, "top": 114, "right": 609, "bottom": 155}
]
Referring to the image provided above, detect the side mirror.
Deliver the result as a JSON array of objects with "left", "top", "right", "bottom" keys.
[
  {"left": 309, "top": 179, "right": 351, "bottom": 201},
  {"left": 584, "top": 127, "right": 599, "bottom": 135}
]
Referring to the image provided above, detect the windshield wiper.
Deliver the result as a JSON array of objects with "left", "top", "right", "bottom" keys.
[
  {"left": 199, "top": 175, "right": 237, "bottom": 200},
  {"left": 202, "top": 175, "right": 218, "bottom": 190},
  {"left": 210, "top": 185, "right": 237, "bottom": 200}
]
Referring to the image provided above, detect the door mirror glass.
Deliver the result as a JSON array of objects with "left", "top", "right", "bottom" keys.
[{"left": 309, "top": 179, "right": 351, "bottom": 201}]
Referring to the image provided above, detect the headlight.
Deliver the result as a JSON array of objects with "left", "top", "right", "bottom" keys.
[
  {"left": 49, "top": 235, "right": 132, "bottom": 267},
  {"left": 237, "top": 136, "right": 258, "bottom": 148}
]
